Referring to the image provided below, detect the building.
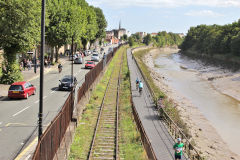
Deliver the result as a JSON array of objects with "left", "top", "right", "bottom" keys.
[
  {"left": 106, "top": 21, "right": 127, "bottom": 42},
  {"left": 135, "top": 32, "right": 147, "bottom": 39},
  {"left": 106, "top": 36, "right": 119, "bottom": 44},
  {"left": 151, "top": 33, "right": 158, "bottom": 37},
  {"left": 177, "top": 33, "right": 185, "bottom": 38},
  {"left": 106, "top": 31, "right": 114, "bottom": 37}
]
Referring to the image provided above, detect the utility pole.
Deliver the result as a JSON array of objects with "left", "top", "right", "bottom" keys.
[
  {"left": 71, "top": 36, "right": 74, "bottom": 111},
  {"left": 39, "top": 0, "right": 45, "bottom": 141}
]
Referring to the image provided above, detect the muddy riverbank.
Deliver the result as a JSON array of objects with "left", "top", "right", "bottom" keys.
[{"left": 144, "top": 47, "right": 240, "bottom": 160}]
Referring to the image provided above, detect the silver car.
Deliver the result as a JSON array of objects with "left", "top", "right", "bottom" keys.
[
  {"left": 74, "top": 57, "right": 83, "bottom": 64},
  {"left": 91, "top": 53, "right": 100, "bottom": 62}
]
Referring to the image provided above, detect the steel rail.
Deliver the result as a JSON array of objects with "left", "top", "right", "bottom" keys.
[{"left": 88, "top": 51, "right": 123, "bottom": 160}]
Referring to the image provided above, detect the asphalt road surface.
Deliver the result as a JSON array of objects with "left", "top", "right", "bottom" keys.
[{"left": 0, "top": 44, "right": 117, "bottom": 160}]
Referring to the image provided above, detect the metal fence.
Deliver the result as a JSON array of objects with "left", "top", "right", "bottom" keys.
[
  {"left": 32, "top": 44, "right": 122, "bottom": 160},
  {"left": 131, "top": 49, "right": 202, "bottom": 160},
  {"left": 32, "top": 92, "right": 74, "bottom": 160}
]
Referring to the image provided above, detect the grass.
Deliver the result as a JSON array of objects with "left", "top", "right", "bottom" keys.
[
  {"left": 68, "top": 46, "right": 123, "bottom": 159},
  {"left": 118, "top": 48, "right": 147, "bottom": 160},
  {"left": 69, "top": 46, "right": 146, "bottom": 159},
  {"left": 133, "top": 48, "right": 191, "bottom": 138},
  {"left": 131, "top": 43, "right": 146, "bottom": 49}
]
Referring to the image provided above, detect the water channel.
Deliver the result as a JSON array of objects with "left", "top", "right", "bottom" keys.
[{"left": 154, "top": 51, "right": 240, "bottom": 155}]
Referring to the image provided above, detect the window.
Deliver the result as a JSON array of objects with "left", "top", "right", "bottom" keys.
[{"left": 9, "top": 85, "right": 23, "bottom": 91}]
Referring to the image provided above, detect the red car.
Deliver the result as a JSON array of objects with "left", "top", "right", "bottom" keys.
[
  {"left": 85, "top": 61, "right": 96, "bottom": 69},
  {"left": 8, "top": 81, "right": 36, "bottom": 99}
]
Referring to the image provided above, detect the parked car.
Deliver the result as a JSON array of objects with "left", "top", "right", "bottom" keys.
[
  {"left": 74, "top": 57, "right": 83, "bottom": 64},
  {"left": 85, "top": 61, "right": 96, "bottom": 69},
  {"left": 91, "top": 53, "right": 100, "bottom": 62},
  {"left": 84, "top": 50, "right": 91, "bottom": 56},
  {"left": 59, "top": 75, "right": 77, "bottom": 91},
  {"left": 8, "top": 81, "right": 36, "bottom": 99},
  {"left": 108, "top": 47, "right": 113, "bottom": 54}
]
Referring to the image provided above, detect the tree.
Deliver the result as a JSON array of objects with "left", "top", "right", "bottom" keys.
[
  {"left": 82, "top": 6, "right": 98, "bottom": 48},
  {"left": 0, "top": 0, "right": 41, "bottom": 84},
  {"left": 128, "top": 37, "right": 134, "bottom": 47},
  {"left": 121, "top": 34, "right": 128, "bottom": 41},
  {"left": 143, "top": 34, "right": 152, "bottom": 45},
  {"left": 94, "top": 7, "right": 107, "bottom": 45},
  {"left": 46, "top": 0, "right": 69, "bottom": 63}
]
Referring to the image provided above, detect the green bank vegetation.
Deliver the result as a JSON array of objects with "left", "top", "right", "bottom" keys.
[
  {"left": 133, "top": 49, "right": 191, "bottom": 138},
  {"left": 180, "top": 19, "right": 240, "bottom": 70},
  {"left": 69, "top": 46, "right": 146, "bottom": 159},
  {"left": 128, "top": 32, "right": 183, "bottom": 47}
]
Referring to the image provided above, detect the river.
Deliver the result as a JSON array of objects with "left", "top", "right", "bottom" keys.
[{"left": 154, "top": 51, "right": 240, "bottom": 156}]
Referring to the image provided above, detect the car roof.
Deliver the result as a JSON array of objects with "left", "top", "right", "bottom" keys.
[
  {"left": 11, "top": 81, "right": 26, "bottom": 85},
  {"left": 62, "top": 75, "right": 75, "bottom": 79}
]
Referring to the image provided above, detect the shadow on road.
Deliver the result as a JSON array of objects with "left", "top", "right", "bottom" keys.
[
  {"left": 144, "top": 114, "right": 160, "bottom": 121},
  {"left": 0, "top": 96, "right": 27, "bottom": 102}
]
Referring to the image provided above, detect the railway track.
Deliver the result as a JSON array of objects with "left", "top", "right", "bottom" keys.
[{"left": 88, "top": 51, "right": 123, "bottom": 160}]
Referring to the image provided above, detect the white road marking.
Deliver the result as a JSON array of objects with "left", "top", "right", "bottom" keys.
[
  {"left": 34, "top": 100, "right": 39, "bottom": 104},
  {"left": 43, "top": 96, "right": 47, "bottom": 99},
  {"left": 0, "top": 122, "right": 2, "bottom": 125},
  {"left": 13, "top": 106, "right": 30, "bottom": 117},
  {"left": 51, "top": 91, "right": 55, "bottom": 94},
  {"left": 25, "top": 154, "right": 31, "bottom": 160}
]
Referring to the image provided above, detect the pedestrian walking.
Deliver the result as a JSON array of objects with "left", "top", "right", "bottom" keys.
[
  {"left": 27, "top": 59, "right": 31, "bottom": 70},
  {"left": 23, "top": 59, "right": 27, "bottom": 70},
  {"left": 173, "top": 138, "right": 184, "bottom": 160},
  {"left": 47, "top": 57, "right": 51, "bottom": 68},
  {"left": 20, "top": 61, "right": 23, "bottom": 71}
]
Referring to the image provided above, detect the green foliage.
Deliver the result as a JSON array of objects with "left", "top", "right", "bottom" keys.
[
  {"left": 143, "top": 34, "right": 152, "bottom": 45},
  {"left": 152, "top": 31, "right": 183, "bottom": 47},
  {"left": 1, "top": 54, "right": 23, "bottom": 84},
  {"left": 128, "top": 37, "right": 135, "bottom": 47},
  {"left": 0, "top": 0, "right": 40, "bottom": 84},
  {"left": 46, "top": 0, "right": 70, "bottom": 62},
  {"left": 181, "top": 19, "right": 240, "bottom": 58},
  {"left": 94, "top": 7, "right": 107, "bottom": 40},
  {"left": 121, "top": 34, "right": 128, "bottom": 41}
]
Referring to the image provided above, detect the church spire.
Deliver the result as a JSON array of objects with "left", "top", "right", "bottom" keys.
[{"left": 119, "top": 20, "right": 121, "bottom": 30}]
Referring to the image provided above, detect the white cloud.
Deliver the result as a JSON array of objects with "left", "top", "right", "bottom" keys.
[
  {"left": 87, "top": 0, "right": 240, "bottom": 8},
  {"left": 185, "top": 10, "right": 225, "bottom": 17}
]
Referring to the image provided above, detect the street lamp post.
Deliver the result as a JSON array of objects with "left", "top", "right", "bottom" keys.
[{"left": 39, "top": 0, "right": 46, "bottom": 141}]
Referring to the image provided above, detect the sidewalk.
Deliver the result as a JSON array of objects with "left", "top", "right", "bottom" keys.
[
  {"left": 0, "top": 56, "right": 68, "bottom": 99},
  {"left": 127, "top": 49, "right": 187, "bottom": 160}
]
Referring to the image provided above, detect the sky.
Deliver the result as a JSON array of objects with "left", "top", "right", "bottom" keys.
[{"left": 86, "top": 0, "right": 240, "bottom": 34}]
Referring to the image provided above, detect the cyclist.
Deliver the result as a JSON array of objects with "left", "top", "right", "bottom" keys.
[
  {"left": 58, "top": 63, "right": 63, "bottom": 73},
  {"left": 138, "top": 80, "right": 143, "bottom": 95},
  {"left": 136, "top": 78, "right": 140, "bottom": 90}
]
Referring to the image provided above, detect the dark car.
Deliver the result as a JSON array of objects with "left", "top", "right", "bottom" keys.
[
  {"left": 59, "top": 75, "right": 77, "bottom": 91},
  {"left": 8, "top": 81, "right": 36, "bottom": 99}
]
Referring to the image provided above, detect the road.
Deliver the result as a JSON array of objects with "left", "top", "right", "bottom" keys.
[{"left": 0, "top": 45, "right": 116, "bottom": 160}]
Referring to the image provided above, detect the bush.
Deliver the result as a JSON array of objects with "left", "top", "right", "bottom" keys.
[{"left": 0, "top": 60, "right": 23, "bottom": 84}]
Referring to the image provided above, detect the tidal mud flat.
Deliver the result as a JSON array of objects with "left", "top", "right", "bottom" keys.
[{"left": 143, "top": 47, "right": 240, "bottom": 160}]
